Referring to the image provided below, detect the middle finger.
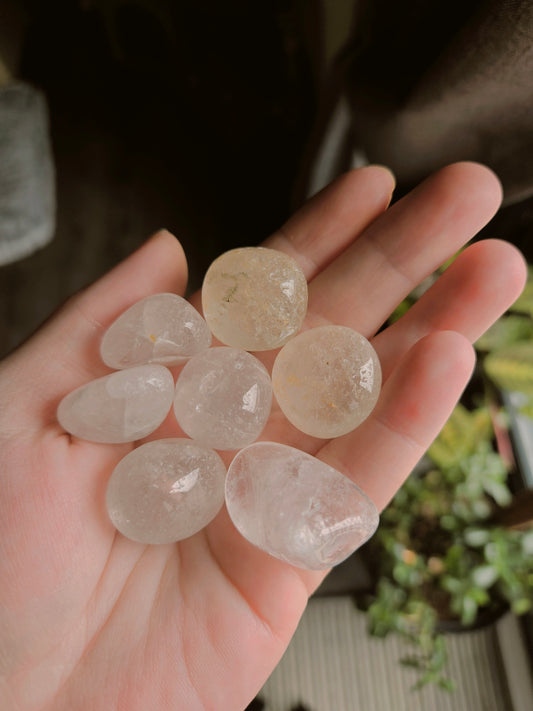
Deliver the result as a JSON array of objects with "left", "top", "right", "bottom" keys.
[{"left": 306, "top": 162, "right": 503, "bottom": 336}]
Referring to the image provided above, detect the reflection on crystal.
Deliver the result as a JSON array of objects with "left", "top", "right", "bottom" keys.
[
  {"left": 359, "top": 358, "right": 374, "bottom": 392},
  {"left": 272, "top": 325, "right": 382, "bottom": 438},
  {"left": 225, "top": 442, "right": 379, "bottom": 570},
  {"left": 57, "top": 365, "right": 174, "bottom": 443},
  {"left": 174, "top": 347, "right": 272, "bottom": 450},
  {"left": 242, "top": 384, "right": 258, "bottom": 412},
  {"left": 100, "top": 293, "right": 211, "bottom": 368},
  {"left": 169, "top": 467, "right": 199, "bottom": 493},
  {"left": 106, "top": 439, "right": 226, "bottom": 543}
]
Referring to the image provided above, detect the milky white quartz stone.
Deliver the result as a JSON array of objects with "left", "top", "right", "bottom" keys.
[
  {"left": 201, "top": 247, "right": 308, "bottom": 351},
  {"left": 100, "top": 293, "right": 211, "bottom": 368},
  {"left": 106, "top": 438, "right": 226, "bottom": 544},
  {"left": 174, "top": 347, "right": 272, "bottom": 450},
  {"left": 57, "top": 365, "right": 174, "bottom": 443},
  {"left": 272, "top": 325, "right": 381, "bottom": 438},
  {"left": 225, "top": 442, "right": 379, "bottom": 570}
]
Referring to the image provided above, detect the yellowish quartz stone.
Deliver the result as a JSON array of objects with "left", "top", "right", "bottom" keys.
[
  {"left": 201, "top": 247, "right": 308, "bottom": 351},
  {"left": 272, "top": 326, "right": 381, "bottom": 438}
]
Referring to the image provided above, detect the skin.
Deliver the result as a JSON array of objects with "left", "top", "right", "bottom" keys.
[{"left": 0, "top": 162, "right": 527, "bottom": 711}]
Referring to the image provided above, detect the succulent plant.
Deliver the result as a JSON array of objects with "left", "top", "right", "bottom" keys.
[{"left": 363, "top": 267, "right": 533, "bottom": 691}]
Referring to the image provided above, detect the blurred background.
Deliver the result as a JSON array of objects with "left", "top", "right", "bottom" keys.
[
  {"left": 0, "top": 0, "right": 330, "bottom": 356},
  {"left": 3, "top": 0, "right": 533, "bottom": 357},
  {"left": 1, "top": 2, "right": 533, "bottom": 710}
]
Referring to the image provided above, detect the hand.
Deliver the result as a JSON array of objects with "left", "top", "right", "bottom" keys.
[{"left": 0, "top": 163, "right": 526, "bottom": 711}]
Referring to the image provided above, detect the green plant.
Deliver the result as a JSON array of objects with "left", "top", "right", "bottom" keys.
[
  {"left": 363, "top": 265, "right": 533, "bottom": 691},
  {"left": 391, "top": 265, "right": 533, "bottom": 409},
  {"left": 364, "top": 404, "right": 533, "bottom": 690},
  {"left": 479, "top": 266, "right": 533, "bottom": 415}
]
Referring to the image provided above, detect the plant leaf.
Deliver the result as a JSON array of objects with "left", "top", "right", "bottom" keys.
[
  {"left": 509, "top": 268, "right": 533, "bottom": 316},
  {"left": 427, "top": 404, "right": 492, "bottom": 468},
  {"left": 484, "top": 342, "right": 533, "bottom": 396},
  {"left": 464, "top": 528, "right": 491, "bottom": 547},
  {"left": 512, "top": 598, "right": 532, "bottom": 615},
  {"left": 522, "top": 531, "right": 533, "bottom": 556},
  {"left": 475, "top": 315, "right": 533, "bottom": 352},
  {"left": 472, "top": 565, "right": 499, "bottom": 589}
]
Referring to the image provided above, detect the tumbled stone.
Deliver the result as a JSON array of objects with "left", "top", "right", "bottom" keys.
[
  {"left": 174, "top": 347, "right": 272, "bottom": 450},
  {"left": 106, "top": 438, "right": 226, "bottom": 544},
  {"left": 225, "top": 442, "right": 379, "bottom": 570},
  {"left": 272, "top": 325, "right": 381, "bottom": 438},
  {"left": 57, "top": 365, "right": 174, "bottom": 443},
  {"left": 201, "top": 246, "right": 308, "bottom": 351},
  {"left": 100, "top": 293, "right": 211, "bottom": 369}
]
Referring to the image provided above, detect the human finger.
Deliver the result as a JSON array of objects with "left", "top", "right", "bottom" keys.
[
  {"left": 264, "top": 165, "right": 396, "bottom": 280},
  {"left": 317, "top": 331, "right": 476, "bottom": 511},
  {"left": 306, "top": 162, "right": 503, "bottom": 336},
  {"left": 374, "top": 239, "right": 527, "bottom": 379},
  {"left": 0, "top": 230, "right": 188, "bottom": 431}
]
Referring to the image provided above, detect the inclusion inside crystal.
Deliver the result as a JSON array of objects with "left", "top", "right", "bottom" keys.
[
  {"left": 272, "top": 325, "right": 382, "bottom": 438},
  {"left": 225, "top": 442, "right": 379, "bottom": 570},
  {"left": 106, "top": 438, "right": 226, "bottom": 544},
  {"left": 57, "top": 364, "right": 174, "bottom": 443},
  {"left": 174, "top": 347, "right": 272, "bottom": 450},
  {"left": 100, "top": 293, "right": 211, "bottom": 368},
  {"left": 201, "top": 246, "right": 308, "bottom": 351}
]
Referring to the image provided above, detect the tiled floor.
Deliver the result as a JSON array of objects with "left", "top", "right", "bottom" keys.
[{"left": 260, "top": 597, "right": 532, "bottom": 711}]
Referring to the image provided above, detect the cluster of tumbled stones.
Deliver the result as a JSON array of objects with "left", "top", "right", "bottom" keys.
[{"left": 57, "top": 246, "right": 381, "bottom": 570}]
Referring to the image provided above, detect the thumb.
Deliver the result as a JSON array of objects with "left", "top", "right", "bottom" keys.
[{"left": 0, "top": 230, "right": 188, "bottom": 431}]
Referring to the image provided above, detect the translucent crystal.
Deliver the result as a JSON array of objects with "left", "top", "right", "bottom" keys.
[
  {"left": 201, "top": 246, "right": 308, "bottom": 351},
  {"left": 174, "top": 347, "right": 272, "bottom": 450},
  {"left": 272, "top": 325, "right": 381, "bottom": 438},
  {"left": 100, "top": 293, "right": 211, "bottom": 369},
  {"left": 225, "top": 442, "right": 379, "bottom": 570},
  {"left": 106, "top": 438, "right": 226, "bottom": 544},
  {"left": 57, "top": 365, "right": 174, "bottom": 443}
]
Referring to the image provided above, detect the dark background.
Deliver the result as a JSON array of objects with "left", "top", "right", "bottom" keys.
[
  {"left": 0, "top": 0, "right": 321, "bottom": 357},
  {"left": 2, "top": 0, "right": 533, "bottom": 360}
]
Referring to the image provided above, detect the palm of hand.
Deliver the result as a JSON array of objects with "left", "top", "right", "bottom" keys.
[{"left": 0, "top": 164, "right": 526, "bottom": 711}]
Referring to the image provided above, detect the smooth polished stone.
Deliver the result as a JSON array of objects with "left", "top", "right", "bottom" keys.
[
  {"left": 272, "top": 325, "right": 381, "bottom": 438},
  {"left": 106, "top": 438, "right": 226, "bottom": 544},
  {"left": 174, "top": 347, "right": 272, "bottom": 450},
  {"left": 100, "top": 293, "right": 211, "bottom": 368},
  {"left": 201, "top": 246, "right": 308, "bottom": 351},
  {"left": 225, "top": 442, "right": 379, "bottom": 570},
  {"left": 57, "top": 365, "right": 174, "bottom": 443}
]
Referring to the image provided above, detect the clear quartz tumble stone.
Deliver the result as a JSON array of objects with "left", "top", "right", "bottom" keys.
[
  {"left": 57, "top": 364, "right": 174, "bottom": 443},
  {"left": 201, "top": 246, "right": 308, "bottom": 351},
  {"left": 174, "top": 347, "right": 272, "bottom": 450},
  {"left": 100, "top": 293, "right": 211, "bottom": 369},
  {"left": 272, "top": 325, "right": 381, "bottom": 438},
  {"left": 225, "top": 442, "right": 379, "bottom": 570},
  {"left": 106, "top": 438, "right": 226, "bottom": 544}
]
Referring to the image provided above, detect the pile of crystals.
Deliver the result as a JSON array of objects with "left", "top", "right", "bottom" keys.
[{"left": 57, "top": 247, "right": 381, "bottom": 570}]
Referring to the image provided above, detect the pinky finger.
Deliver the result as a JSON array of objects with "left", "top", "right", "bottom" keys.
[{"left": 317, "top": 331, "right": 476, "bottom": 511}]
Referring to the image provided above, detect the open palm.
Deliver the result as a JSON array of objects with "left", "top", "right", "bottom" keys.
[{"left": 0, "top": 163, "right": 526, "bottom": 711}]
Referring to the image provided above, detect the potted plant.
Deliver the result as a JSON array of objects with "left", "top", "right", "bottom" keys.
[{"left": 360, "top": 267, "right": 533, "bottom": 691}]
